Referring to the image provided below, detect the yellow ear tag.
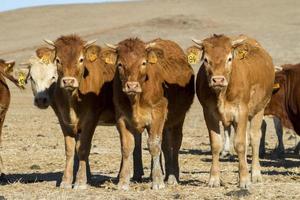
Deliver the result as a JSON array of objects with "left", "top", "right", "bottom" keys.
[
  {"left": 148, "top": 52, "right": 158, "bottom": 64},
  {"left": 18, "top": 71, "right": 26, "bottom": 87},
  {"left": 187, "top": 52, "right": 199, "bottom": 64},
  {"left": 88, "top": 53, "right": 97, "bottom": 62},
  {"left": 237, "top": 49, "right": 247, "bottom": 60},
  {"left": 273, "top": 83, "right": 280, "bottom": 90},
  {"left": 41, "top": 55, "right": 50, "bottom": 64}
]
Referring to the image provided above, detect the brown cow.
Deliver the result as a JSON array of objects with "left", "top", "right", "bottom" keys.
[
  {"left": 262, "top": 63, "right": 300, "bottom": 155},
  {"left": 106, "top": 38, "right": 194, "bottom": 190},
  {"left": 0, "top": 59, "right": 24, "bottom": 180},
  {"left": 187, "top": 34, "right": 275, "bottom": 188},
  {"left": 41, "top": 35, "right": 116, "bottom": 189}
]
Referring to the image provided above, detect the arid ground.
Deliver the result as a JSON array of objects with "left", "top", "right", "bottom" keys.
[{"left": 0, "top": 0, "right": 299, "bottom": 199}]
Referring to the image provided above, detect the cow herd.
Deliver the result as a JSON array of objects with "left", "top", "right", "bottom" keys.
[{"left": 0, "top": 34, "right": 299, "bottom": 190}]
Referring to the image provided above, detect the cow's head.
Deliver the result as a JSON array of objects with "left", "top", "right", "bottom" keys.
[
  {"left": 0, "top": 59, "right": 25, "bottom": 89},
  {"left": 187, "top": 34, "right": 246, "bottom": 92},
  {"left": 44, "top": 35, "right": 97, "bottom": 93},
  {"left": 20, "top": 47, "right": 57, "bottom": 109},
  {"left": 106, "top": 38, "right": 162, "bottom": 96}
]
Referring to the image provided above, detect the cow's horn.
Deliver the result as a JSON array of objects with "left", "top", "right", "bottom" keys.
[
  {"left": 274, "top": 65, "right": 283, "bottom": 72},
  {"left": 192, "top": 39, "right": 203, "bottom": 46},
  {"left": 4, "top": 60, "right": 15, "bottom": 65},
  {"left": 232, "top": 38, "right": 246, "bottom": 46},
  {"left": 84, "top": 39, "right": 97, "bottom": 48},
  {"left": 146, "top": 42, "right": 156, "bottom": 49},
  {"left": 44, "top": 39, "right": 55, "bottom": 47},
  {"left": 105, "top": 43, "right": 118, "bottom": 50}
]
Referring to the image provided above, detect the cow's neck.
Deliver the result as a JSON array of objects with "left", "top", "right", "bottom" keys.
[{"left": 215, "top": 85, "right": 238, "bottom": 126}]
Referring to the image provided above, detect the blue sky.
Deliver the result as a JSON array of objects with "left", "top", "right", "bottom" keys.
[{"left": 0, "top": 0, "right": 129, "bottom": 12}]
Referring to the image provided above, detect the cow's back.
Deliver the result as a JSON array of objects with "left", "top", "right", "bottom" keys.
[
  {"left": 152, "top": 39, "right": 195, "bottom": 127},
  {"left": 231, "top": 38, "right": 275, "bottom": 115}
]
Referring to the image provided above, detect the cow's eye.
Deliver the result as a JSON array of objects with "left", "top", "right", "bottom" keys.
[
  {"left": 79, "top": 58, "right": 84, "bottom": 63},
  {"left": 142, "top": 61, "right": 146, "bottom": 66},
  {"left": 118, "top": 63, "right": 123, "bottom": 68},
  {"left": 55, "top": 58, "right": 60, "bottom": 64},
  {"left": 228, "top": 57, "right": 232, "bottom": 62},
  {"left": 52, "top": 76, "right": 56, "bottom": 80},
  {"left": 204, "top": 58, "right": 208, "bottom": 63}
]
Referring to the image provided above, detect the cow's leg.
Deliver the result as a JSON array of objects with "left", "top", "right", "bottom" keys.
[
  {"left": 249, "top": 110, "right": 264, "bottom": 183},
  {"left": 234, "top": 108, "right": 250, "bottom": 189},
  {"left": 162, "top": 128, "right": 172, "bottom": 183},
  {"left": 221, "top": 126, "right": 232, "bottom": 158},
  {"left": 117, "top": 118, "right": 135, "bottom": 190},
  {"left": 60, "top": 124, "right": 76, "bottom": 189},
  {"left": 169, "top": 119, "right": 184, "bottom": 185},
  {"left": 132, "top": 132, "right": 144, "bottom": 182},
  {"left": 273, "top": 117, "right": 285, "bottom": 158},
  {"left": 73, "top": 115, "right": 98, "bottom": 190},
  {"left": 0, "top": 115, "right": 6, "bottom": 178},
  {"left": 147, "top": 100, "right": 167, "bottom": 190},
  {"left": 259, "top": 119, "right": 267, "bottom": 158},
  {"left": 203, "top": 109, "right": 222, "bottom": 187}
]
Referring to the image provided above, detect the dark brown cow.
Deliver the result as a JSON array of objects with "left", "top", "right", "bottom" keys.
[
  {"left": 188, "top": 34, "right": 275, "bottom": 188},
  {"left": 40, "top": 35, "right": 116, "bottom": 189},
  {"left": 263, "top": 63, "right": 300, "bottom": 154},
  {"left": 0, "top": 59, "right": 24, "bottom": 179},
  {"left": 106, "top": 38, "right": 194, "bottom": 190}
]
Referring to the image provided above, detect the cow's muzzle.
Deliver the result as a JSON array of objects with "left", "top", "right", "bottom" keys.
[
  {"left": 61, "top": 77, "right": 79, "bottom": 91},
  {"left": 123, "top": 81, "right": 142, "bottom": 95},
  {"left": 34, "top": 95, "right": 50, "bottom": 109},
  {"left": 210, "top": 75, "right": 228, "bottom": 88}
]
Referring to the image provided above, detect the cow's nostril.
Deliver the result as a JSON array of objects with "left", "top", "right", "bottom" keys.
[{"left": 42, "top": 98, "right": 47, "bottom": 104}]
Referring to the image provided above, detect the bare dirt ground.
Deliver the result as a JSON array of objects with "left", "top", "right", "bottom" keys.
[{"left": 0, "top": 0, "right": 299, "bottom": 199}]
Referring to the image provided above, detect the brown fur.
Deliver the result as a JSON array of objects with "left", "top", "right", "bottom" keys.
[
  {"left": 112, "top": 38, "right": 194, "bottom": 189},
  {"left": 265, "top": 63, "right": 300, "bottom": 135},
  {"left": 38, "top": 35, "right": 116, "bottom": 189},
  {"left": 191, "top": 34, "right": 274, "bottom": 188},
  {"left": 0, "top": 59, "right": 23, "bottom": 175}
]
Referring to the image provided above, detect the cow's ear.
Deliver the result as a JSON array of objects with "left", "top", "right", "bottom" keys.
[
  {"left": 36, "top": 47, "right": 55, "bottom": 64},
  {"left": 186, "top": 46, "right": 203, "bottom": 65},
  {"left": 85, "top": 45, "right": 101, "bottom": 62},
  {"left": 272, "top": 83, "right": 280, "bottom": 94},
  {"left": 3, "top": 60, "right": 15, "bottom": 73},
  {"left": 146, "top": 48, "right": 163, "bottom": 64},
  {"left": 100, "top": 49, "right": 117, "bottom": 65}
]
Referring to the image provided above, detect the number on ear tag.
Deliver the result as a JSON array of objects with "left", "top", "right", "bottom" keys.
[
  {"left": 88, "top": 52, "right": 97, "bottom": 62},
  {"left": 41, "top": 54, "right": 51, "bottom": 64},
  {"left": 188, "top": 52, "right": 199, "bottom": 64}
]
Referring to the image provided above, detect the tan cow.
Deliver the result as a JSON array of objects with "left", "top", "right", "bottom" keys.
[
  {"left": 187, "top": 34, "right": 274, "bottom": 188},
  {"left": 106, "top": 38, "right": 194, "bottom": 190},
  {"left": 0, "top": 59, "right": 24, "bottom": 180},
  {"left": 40, "top": 35, "right": 116, "bottom": 189}
]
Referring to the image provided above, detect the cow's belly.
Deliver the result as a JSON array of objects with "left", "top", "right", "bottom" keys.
[{"left": 248, "top": 84, "right": 270, "bottom": 117}]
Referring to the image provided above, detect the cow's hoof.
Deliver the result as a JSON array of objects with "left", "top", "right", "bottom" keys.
[
  {"left": 152, "top": 179, "right": 165, "bottom": 190},
  {"left": 239, "top": 179, "right": 251, "bottom": 189},
  {"left": 117, "top": 182, "right": 129, "bottom": 191},
  {"left": 132, "top": 175, "right": 143, "bottom": 183},
  {"left": 73, "top": 183, "right": 88, "bottom": 190},
  {"left": 251, "top": 173, "right": 262, "bottom": 183},
  {"left": 208, "top": 176, "right": 220, "bottom": 187},
  {"left": 167, "top": 175, "right": 178, "bottom": 185},
  {"left": 60, "top": 181, "right": 72, "bottom": 189}
]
